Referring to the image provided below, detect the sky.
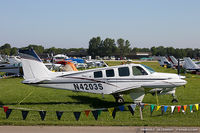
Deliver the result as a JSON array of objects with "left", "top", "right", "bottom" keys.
[{"left": 0, "top": 0, "right": 200, "bottom": 49}]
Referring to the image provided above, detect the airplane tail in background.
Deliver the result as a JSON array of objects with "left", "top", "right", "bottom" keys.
[
  {"left": 183, "top": 57, "right": 200, "bottom": 70},
  {"left": 169, "top": 56, "right": 178, "bottom": 66},
  {"left": 19, "top": 49, "right": 52, "bottom": 82}
]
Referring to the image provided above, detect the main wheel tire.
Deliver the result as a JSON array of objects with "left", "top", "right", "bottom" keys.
[{"left": 171, "top": 99, "right": 178, "bottom": 103}]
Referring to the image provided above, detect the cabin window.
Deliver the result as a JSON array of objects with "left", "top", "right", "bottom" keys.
[
  {"left": 94, "top": 71, "right": 102, "bottom": 78},
  {"left": 118, "top": 67, "right": 130, "bottom": 76},
  {"left": 132, "top": 66, "right": 148, "bottom": 76},
  {"left": 106, "top": 69, "right": 114, "bottom": 77}
]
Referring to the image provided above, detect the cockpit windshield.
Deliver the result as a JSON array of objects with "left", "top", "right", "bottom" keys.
[{"left": 141, "top": 64, "right": 155, "bottom": 74}]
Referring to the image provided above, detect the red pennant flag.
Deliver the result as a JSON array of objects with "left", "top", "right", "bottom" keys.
[
  {"left": 177, "top": 106, "right": 181, "bottom": 112},
  {"left": 3, "top": 106, "right": 8, "bottom": 113},
  {"left": 84, "top": 110, "right": 90, "bottom": 117}
]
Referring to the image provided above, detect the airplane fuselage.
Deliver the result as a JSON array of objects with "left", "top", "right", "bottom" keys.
[{"left": 24, "top": 64, "right": 186, "bottom": 95}]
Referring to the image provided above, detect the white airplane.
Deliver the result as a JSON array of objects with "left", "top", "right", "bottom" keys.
[
  {"left": 0, "top": 56, "right": 22, "bottom": 75},
  {"left": 183, "top": 57, "right": 200, "bottom": 72},
  {"left": 158, "top": 56, "right": 171, "bottom": 68},
  {"left": 19, "top": 49, "right": 187, "bottom": 103}
]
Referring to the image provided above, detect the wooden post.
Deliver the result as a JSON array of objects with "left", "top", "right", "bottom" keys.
[{"left": 139, "top": 103, "right": 143, "bottom": 120}]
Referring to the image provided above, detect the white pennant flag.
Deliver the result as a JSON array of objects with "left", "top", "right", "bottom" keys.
[{"left": 171, "top": 106, "right": 175, "bottom": 113}]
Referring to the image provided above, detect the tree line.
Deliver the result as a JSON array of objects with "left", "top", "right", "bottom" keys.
[{"left": 0, "top": 37, "right": 200, "bottom": 59}]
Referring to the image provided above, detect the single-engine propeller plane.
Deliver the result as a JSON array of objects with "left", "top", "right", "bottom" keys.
[{"left": 19, "top": 49, "right": 187, "bottom": 103}]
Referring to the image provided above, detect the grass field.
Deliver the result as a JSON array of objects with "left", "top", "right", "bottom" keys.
[{"left": 0, "top": 61, "right": 200, "bottom": 126}]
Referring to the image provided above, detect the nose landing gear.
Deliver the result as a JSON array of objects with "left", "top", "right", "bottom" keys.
[{"left": 113, "top": 94, "right": 124, "bottom": 103}]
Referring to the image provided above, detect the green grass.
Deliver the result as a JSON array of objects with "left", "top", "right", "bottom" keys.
[{"left": 0, "top": 61, "right": 200, "bottom": 126}]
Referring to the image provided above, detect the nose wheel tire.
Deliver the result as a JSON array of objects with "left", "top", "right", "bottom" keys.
[
  {"left": 171, "top": 99, "right": 178, "bottom": 103},
  {"left": 116, "top": 97, "right": 125, "bottom": 103},
  {"left": 113, "top": 94, "right": 125, "bottom": 104}
]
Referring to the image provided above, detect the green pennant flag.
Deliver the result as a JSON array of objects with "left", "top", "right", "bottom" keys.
[
  {"left": 98, "top": 110, "right": 102, "bottom": 116},
  {"left": 189, "top": 105, "right": 193, "bottom": 113},
  {"left": 150, "top": 104, "right": 155, "bottom": 115}
]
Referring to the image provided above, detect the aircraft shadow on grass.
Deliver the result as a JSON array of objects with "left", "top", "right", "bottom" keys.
[{"left": 0, "top": 96, "right": 132, "bottom": 109}]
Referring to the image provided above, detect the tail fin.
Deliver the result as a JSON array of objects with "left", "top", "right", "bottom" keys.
[
  {"left": 169, "top": 56, "right": 178, "bottom": 65},
  {"left": 19, "top": 48, "right": 52, "bottom": 82},
  {"left": 183, "top": 57, "right": 200, "bottom": 70}
]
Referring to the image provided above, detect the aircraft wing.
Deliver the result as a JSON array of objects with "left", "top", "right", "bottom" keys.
[{"left": 111, "top": 85, "right": 142, "bottom": 94}]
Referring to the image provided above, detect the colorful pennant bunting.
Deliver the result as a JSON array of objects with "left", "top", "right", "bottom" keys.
[
  {"left": 183, "top": 105, "right": 187, "bottom": 112},
  {"left": 6, "top": 109, "right": 12, "bottom": 119},
  {"left": 156, "top": 106, "right": 161, "bottom": 111},
  {"left": 128, "top": 105, "right": 135, "bottom": 116},
  {"left": 84, "top": 110, "right": 90, "bottom": 117},
  {"left": 171, "top": 106, "right": 175, "bottom": 113},
  {"left": 112, "top": 108, "right": 117, "bottom": 119},
  {"left": 195, "top": 104, "right": 199, "bottom": 111},
  {"left": 161, "top": 106, "right": 164, "bottom": 115},
  {"left": 98, "top": 110, "right": 102, "bottom": 116},
  {"left": 73, "top": 112, "right": 81, "bottom": 121},
  {"left": 130, "top": 104, "right": 136, "bottom": 111},
  {"left": 3, "top": 106, "right": 8, "bottom": 113},
  {"left": 39, "top": 111, "right": 46, "bottom": 121},
  {"left": 150, "top": 105, "right": 155, "bottom": 114},
  {"left": 164, "top": 106, "right": 168, "bottom": 112},
  {"left": 92, "top": 110, "right": 99, "bottom": 120},
  {"left": 2, "top": 102, "right": 200, "bottom": 121},
  {"left": 189, "top": 105, "right": 193, "bottom": 113},
  {"left": 118, "top": 105, "right": 125, "bottom": 111},
  {"left": 21, "top": 110, "right": 29, "bottom": 120},
  {"left": 56, "top": 111, "right": 63, "bottom": 120},
  {"left": 140, "top": 104, "right": 145, "bottom": 111},
  {"left": 108, "top": 107, "right": 114, "bottom": 116},
  {"left": 177, "top": 106, "right": 181, "bottom": 112}
]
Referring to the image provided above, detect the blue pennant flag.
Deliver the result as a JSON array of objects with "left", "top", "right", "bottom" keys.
[
  {"left": 118, "top": 105, "right": 125, "bottom": 111},
  {"left": 39, "top": 111, "right": 46, "bottom": 121},
  {"left": 92, "top": 110, "right": 99, "bottom": 120},
  {"left": 21, "top": 110, "right": 29, "bottom": 120},
  {"left": 164, "top": 106, "right": 168, "bottom": 112},
  {"left": 73, "top": 112, "right": 81, "bottom": 121},
  {"left": 56, "top": 111, "right": 63, "bottom": 120},
  {"left": 6, "top": 109, "right": 12, "bottom": 119}
]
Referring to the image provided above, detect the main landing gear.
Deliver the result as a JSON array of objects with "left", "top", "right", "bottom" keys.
[
  {"left": 113, "top": 94, "right": 124, "bottom": 103},
  {"left": 172, "top": 98, "right": 178, "bottom": 103},
  {"left": 171, "top": 93, "right": 178, "bottom": 103}
]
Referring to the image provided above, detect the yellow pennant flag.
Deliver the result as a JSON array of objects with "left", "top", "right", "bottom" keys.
[
  {"left": 108, "top": 107, "right": 114, "bottom": 116},
  {"left": 184, "top": 105, "right": 187, "bottom": 112},
  {"left": 195, "top": 104, "right": 199, "bottom": 111},
  {"left": 156, "top": 106, "right": 161, "bottom": 111}
]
